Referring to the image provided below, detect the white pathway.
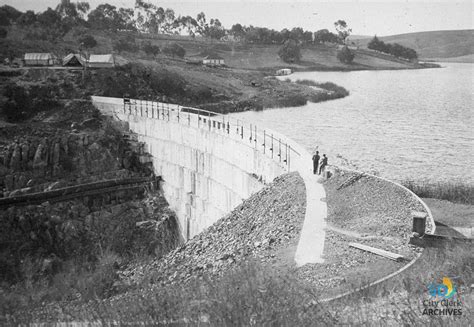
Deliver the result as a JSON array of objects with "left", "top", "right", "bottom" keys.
[{"left": 294, "top": 161, "right": 328, "bottom": 266}]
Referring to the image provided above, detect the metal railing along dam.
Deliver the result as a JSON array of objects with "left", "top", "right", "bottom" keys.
[{"left": 92, "top": 96, "right": 317, "bottom": 242}]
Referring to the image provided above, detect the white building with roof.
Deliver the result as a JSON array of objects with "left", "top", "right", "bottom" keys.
[
  {"left": 87, "top": 54, "right": 115, "bottom": 68},
  {"left": 24, "top": 53, "right": 57, "bottom": 66}
]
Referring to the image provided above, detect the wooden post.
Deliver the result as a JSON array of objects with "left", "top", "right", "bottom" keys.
[
  {"left": 271, "top": 135, "right": 274, "bottom": 158},
  {"left": 254, "top": 125, "right": 257, "bottom": 147},
  {"left": 278, "top": 139, "right": 281, "bottom": 162},
  {"left": 412, "top": 211, "right": 427, "bottom": 236}
]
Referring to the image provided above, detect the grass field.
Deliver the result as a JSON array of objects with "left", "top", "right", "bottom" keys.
[{"left": 352, "top": 29, "right": 474, "bottom": 60}]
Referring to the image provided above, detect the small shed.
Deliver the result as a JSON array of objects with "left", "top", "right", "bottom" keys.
[
  {"left": 203, "top": 54, "right": 225, "bottom": 66},
  {"left": 63, "top": 53, "right": 86, "bottom": 67},
  {"left": 276, "top": 68, "right": 292, "bottom": 76},
  {"left": 87, "top": 54, "right": 115, "bottom": 68},
  {"left": 24, "top": 53, "right": 57, "bottom": 66}
]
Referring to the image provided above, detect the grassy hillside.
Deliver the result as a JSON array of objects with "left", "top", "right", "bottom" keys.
[
  {"left": 352, "top": 30, "right": 474, "bottom": 60},
  {"left": 0, "top": 26, "right": 432, "bottom": 72}
]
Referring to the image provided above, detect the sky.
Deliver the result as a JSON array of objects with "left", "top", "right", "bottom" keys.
[{"left": 1, "top": 0, "right": 472, "bottom": 36}]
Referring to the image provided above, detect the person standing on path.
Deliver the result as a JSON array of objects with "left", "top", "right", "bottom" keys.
[
  {"left": 319, "top": 154, "right": 328, "bottom": 175},
  {"left": 312, "top": 151, "right": 320, "bottom": 175}
]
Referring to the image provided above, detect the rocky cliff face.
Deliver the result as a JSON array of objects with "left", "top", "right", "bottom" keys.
[
  {"left": 0, "top": 126, "right": 145, "bottom": 197},
  {"left": 0, "top": 102, "right": 182, "bottom": 296}
]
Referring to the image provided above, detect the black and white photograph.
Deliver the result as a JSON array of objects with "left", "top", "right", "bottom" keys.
[{"left": 0, "top": 0, "right": 472, "bottom": 325}]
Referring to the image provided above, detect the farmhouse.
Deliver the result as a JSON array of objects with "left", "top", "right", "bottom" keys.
[
  {"left": 276, "top": 68, "right": 292, "bottom": 76},
  {"left": 62, "top": 53, "right": 87, "bottom": 67},
  {"left": 24, "top": 53, "right": 58, "bottom": 66},
  {"left": 87, "top": 54, "right": 115, "bottom": 68},
  {"left": 203, "top": 54, "right": 225, "bottom": 66}
]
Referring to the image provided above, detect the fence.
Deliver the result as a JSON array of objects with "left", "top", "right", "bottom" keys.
[{"left": 119, "top": 98, "right": 300, "bottom": 172}]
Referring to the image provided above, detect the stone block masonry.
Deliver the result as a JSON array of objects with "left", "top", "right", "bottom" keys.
[{"left": 92, "top": 96, "right": 328, "bottom": 264}]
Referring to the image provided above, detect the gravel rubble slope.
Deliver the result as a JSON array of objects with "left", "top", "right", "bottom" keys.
[{"left": 120, "top": 172, "right": 306, "bottom": 289}]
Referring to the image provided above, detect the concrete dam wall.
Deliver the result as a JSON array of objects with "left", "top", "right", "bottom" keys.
[{"left": 92, "top": 96, "right": 301, "bottom": 240}]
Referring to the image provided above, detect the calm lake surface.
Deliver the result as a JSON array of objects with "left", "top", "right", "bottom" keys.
[{"left": 231, "top": 63, "right": 473, "bottom": 184}]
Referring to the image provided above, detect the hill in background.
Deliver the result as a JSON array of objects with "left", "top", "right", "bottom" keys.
[{"left": 350, "top": 30, "right": 474, "bottom": 61}]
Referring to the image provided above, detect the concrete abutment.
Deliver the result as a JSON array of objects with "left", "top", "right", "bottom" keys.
[{"left": 93, "top": 97, "right": 288, "bottom": 241}]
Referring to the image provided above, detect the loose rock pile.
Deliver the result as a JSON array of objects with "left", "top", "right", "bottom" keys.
[{"left": 119, "top": 172, "right": 306, "bottom": 289}]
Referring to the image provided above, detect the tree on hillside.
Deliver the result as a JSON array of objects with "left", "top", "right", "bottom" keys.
[
  {"left": 337, "top": 45, "right": 355, "bottom": 64},
  {"left": 367, "top": 35, "right": 382, "bottom": 50},
  {"left": 278, "top": 39, "right": 301, "bottom": 63},
  {"left": 56, "top": 0, "right": 89, "bottom": 30},
  {"left": 79, "top": 34, "right": 97, "bottom": 48},
  {"left": 207, "top": 18, "right": 225, "bottom": 40},
  {"left": 141, "top": 41, "right": 160, "bottom": 57},
  {"left": 367, "top": 36, "right": 418, "bottom": 60},
  {"left": 17, "top": 10, "right": 37, "bottom": 26},
  {"left": 0, "top": 27, "right": 7, "bottom": 38},
  {"left": 196, "top": 12, "right": 207, "bottom": 36},
  {"left": 0, "top": 5, "right": 22, "bottom": 26},
  {"left": 290, "top": 27, "right": 304, "bottom": 42},
  {"left": 314, "top": 29, "right": 340, "bottom": 44},
  {"left": 88, "top": 4, "right": 119, "bottom": 30},
  {"left": 56, "top": 0, "right": 90, "bottom": 20},
  {"left": 230, "top": 23, "right": 245, "bottom": 39},
  {"left": 177, "top": 15, "right": 198, "bottom": 37},
  {"left": 113, "top": 35, "right": 138, "bottom": 53},
  {"left": 37, "top": 8, "right": 62, "bottom": 28},
  {"left": 162, "top": 8, "right": 175, "bottom": 33},
  {"left": 162, "top": 43, "right": 185, "bottom": 58},
  {"left": 334, "top": 20, "right": 352, "bottom": 44},
  {"left": 117, "top": 8, "right": 136, "bottom": 31}
]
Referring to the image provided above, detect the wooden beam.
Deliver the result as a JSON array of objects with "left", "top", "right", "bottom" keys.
[{"left": 349, "top": 242, "right": 405, "bottom": 262}]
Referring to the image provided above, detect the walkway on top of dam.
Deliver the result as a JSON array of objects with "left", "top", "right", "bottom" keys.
[{"left": 92, "top": 96, "right": 327, "bottom": 265}]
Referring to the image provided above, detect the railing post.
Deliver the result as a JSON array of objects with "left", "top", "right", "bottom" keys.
[
  {"left": 278, "top": 139, "right": 281, "bottom": 162},
  {"left": 271, "top": 134, "right": 274, "bottom": 158},
  {"left": 198, "top": 111, "right": 200, "bottom": 128},
  {"left": 254, "top": 125, "right": 257, "bottom": 147},
  {"left": 241, "top": 125, "right": 243, "bottom": 139},
  {"left": 263, "top": 130, "right": 266, "bottom": 154},
  {"left": 249, "top": 124, "right": 252, "bottom": 142},
  {"left": 288, "top": 146, "right": 291, "bottom": 171},
  {"left": 208, "top": 112, "right": 211, "bottom": 131},
  {"left": 188, "top": 112, "right": 191, "bottom": 126}
]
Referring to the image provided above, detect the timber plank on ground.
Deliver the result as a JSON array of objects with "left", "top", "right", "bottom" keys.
[
  {"left": 0, "top": 176, "right": 158, "bottom": 207},
  {"left": 349, "top": 242, "right": 405, "bottom": 262}
]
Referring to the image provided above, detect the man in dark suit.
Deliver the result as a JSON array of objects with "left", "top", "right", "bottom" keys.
[{"left": 312, "top": 151, "right": 320, "bottom": 175}]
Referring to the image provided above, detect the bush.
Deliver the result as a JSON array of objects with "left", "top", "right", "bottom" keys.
[
  {"left": 89, "top": 63, "right": 187, "bottom": 99},
  {"left": 402, "top": 180, "right": 474, "bottom": 204},
  {"left": 162, "top": 43, "right": 186, "bottom": 58},
  {"left": 0, "top": 27, "right": 7, "bottom": 38},
  {"left": 141, "top": 41, "right": 160, "bottom": 57},
  {"left": 294, "top": 79, "right": 350, "bottom": 101},
  {"left": 113, "top": 35, "right": 138, "bottom": 53},
  {"left": 78, "top": 34, "right": 97, "bottom": 49},
  {"left": 278, "top": 39, "right": 301, "bottom": 63},
  {"left": 337, "top": 46, "right": 355, "bottom": 64}
]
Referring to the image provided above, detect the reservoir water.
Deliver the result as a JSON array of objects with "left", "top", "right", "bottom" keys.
[{"left": 231, "top": 63, "right": 473, "bottom": 184}]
